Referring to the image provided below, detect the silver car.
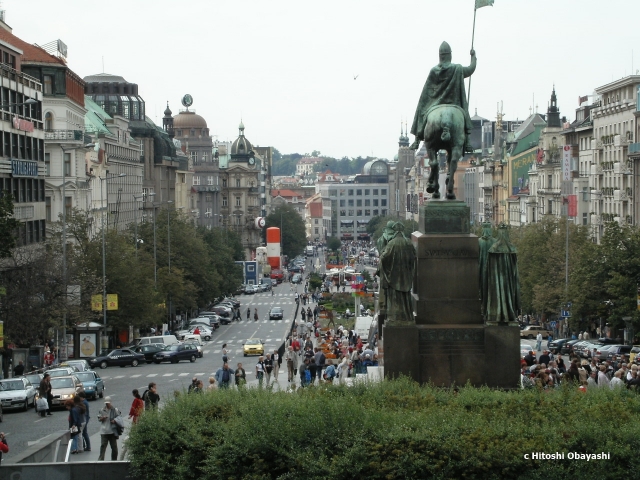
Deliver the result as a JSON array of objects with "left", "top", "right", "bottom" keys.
[{"left": 0, "top": 378, "right": 37, "bottom": 411}]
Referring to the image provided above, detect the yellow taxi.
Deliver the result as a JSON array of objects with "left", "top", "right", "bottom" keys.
[{"left": 243, "top": 338, "right": 264, "bottom": 357}]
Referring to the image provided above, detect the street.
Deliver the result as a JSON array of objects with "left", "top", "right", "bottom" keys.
[{"left": 0, "top": 282, "right": 299, "bottom": 463}]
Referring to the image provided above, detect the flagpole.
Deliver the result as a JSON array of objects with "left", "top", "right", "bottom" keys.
[{"left": 468, "top": 4, "right": 477, "bottom": 105}]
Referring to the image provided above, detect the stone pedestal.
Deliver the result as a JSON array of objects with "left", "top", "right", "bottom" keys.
[{"left": 383, "top": 200, "right": 521, "bottom": 389}]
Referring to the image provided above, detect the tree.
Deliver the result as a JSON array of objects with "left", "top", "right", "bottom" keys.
[
  {"left": 326, "top": 236, "right": 341, "bottom": 252},
  {"left": 265, "top": 204, "right": 307, "bottom": 258},
  {"left": 0, "top": 194, "right": 20, "bottom": 258}
]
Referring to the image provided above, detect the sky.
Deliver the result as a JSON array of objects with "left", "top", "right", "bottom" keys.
[{"left": 4, "top": 0, "right": 639, "bottom": 160}]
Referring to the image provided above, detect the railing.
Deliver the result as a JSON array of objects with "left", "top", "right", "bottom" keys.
[
  {"left": 0, "top": 62, "right": 42, "bottom": 91},
  {"left": 44, "top": 129, "right": 84, "bottom": 141}
]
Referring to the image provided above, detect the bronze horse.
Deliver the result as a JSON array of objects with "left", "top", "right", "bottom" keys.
[{"left": 424, "top": 105, "right": 466, "bottom": 200}]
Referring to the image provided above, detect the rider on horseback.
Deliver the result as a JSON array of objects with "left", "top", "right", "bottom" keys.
[{"left": 410, "top": 41, "right": 476, "bottom": 154}]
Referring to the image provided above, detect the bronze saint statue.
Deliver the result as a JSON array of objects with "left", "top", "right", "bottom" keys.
[
  {"left": 378, "top": 222, "right": 416, "bottom": 324},
  {"left": 485, "top": 224, "right": 521, "bottom": 324},
  {"left": 478, "top": 222, "right": 495, "bottom": 319},
  {"left": 410, "top": 41, "right": 476, "bottom": 153},
  {"left": 375, "top": 221, "right": 396, "bottom": 313}
]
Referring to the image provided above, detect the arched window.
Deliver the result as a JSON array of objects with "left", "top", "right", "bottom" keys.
[{"left": 45, "top": 112, "right": 53, "bottom": 131}]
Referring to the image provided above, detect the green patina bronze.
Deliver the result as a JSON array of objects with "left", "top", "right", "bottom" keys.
[
  {"left": 485, "top": 224, "right": 521, "bottom": 324},
  {"left": 379, "top": 222, "right": 416, "bottom": 324},
  {"left": 419, "top": 201, "right": 470, "bottom": 234},
  {"left": 375, "top": 221, "right": 397, "bottom": 313},
  {"left": 410, "top": 41, "right": 477, "bottom": 200}
]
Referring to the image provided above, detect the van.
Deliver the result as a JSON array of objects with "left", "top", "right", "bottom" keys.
[
  {"left": 306, "top": 246, "right": 314, "bottom": 257},
  {"left": 354, "top": 316, "right": 374, "bottom": 343},
  {"left": 131, "top": 335, "right": 179, "bottom": 347}
]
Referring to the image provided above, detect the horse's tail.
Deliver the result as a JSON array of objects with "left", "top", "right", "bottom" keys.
[{"left": 441, "top": 127, "right": 451, "bottom": 143}]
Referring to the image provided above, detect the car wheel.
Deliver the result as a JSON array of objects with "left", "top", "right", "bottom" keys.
[
  {"left": 132, "top": 359, "right": 139, "bottom": 367},
  {"left": 190, "top": 355, "right": 196, "bottom": 362},
  {"left": 23, "top": 399, "right": 28, "bottom": 411},
  {"left": 0, "top": 407, "right": 3, "bottom": 422},
  {"left": 99, "top": 389, "right": 104, "bottom": 399},
  {"left": 204, "top": 335, "right": 211, "bottom": 341},
  {"left": 527, "top": 335, "right": 534, "bottom": 339},
  {"left": 244, "top": 353, "right": 247, "bottom": 357},
  {"left": 100, "top": 361, "right": 108, "bottom": 369}
]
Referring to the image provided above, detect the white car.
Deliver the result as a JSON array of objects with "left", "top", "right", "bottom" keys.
[
  {"left": 177, "top": 326, "right": 213, "bottom": 341},
  {"left": 0, "top": 377, "right": 37, "bottom": 411}
]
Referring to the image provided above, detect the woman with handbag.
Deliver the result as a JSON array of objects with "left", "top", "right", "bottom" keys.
[{"left": 66, "top": 398, "right": 85, "bottom": 454}]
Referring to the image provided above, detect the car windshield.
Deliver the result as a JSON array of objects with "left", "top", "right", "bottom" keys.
[
  {"left": 272, "top": 308, "right": 283, "bottom": 313},
  {"left": 25, "top": 375, "right": 40, "bottom": 384},
  {"left": 246, "top": 339, "right": 261, "bottom": 345},
  {"left": 48, "top": 369, "right": 72, "bottom": 377},
  {"left": 75, "top": 373, "right": 95, "bottom": 382},
  {"left": 0, "top": 380, "right": 24, "bottom": 391},
  {"left": 166, "top": 345, "right": 180, "bottom": 351},
  {"left": 50, "top": 378, "right": 74, "bottom": 388}
]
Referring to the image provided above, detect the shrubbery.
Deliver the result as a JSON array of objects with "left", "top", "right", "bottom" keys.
[{"left": 127, "top": 378, "right": 640, "bottom": 479}]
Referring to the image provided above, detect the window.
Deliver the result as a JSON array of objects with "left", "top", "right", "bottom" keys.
[
  {"left": 348, "top": 189, "right": 354, "bottom": 196},
  {"left": 381, "top": 199, "right": 387, "bottom": 206},
  {"left": 339, "top": 200, "right": 345, "bottom": 207},
  {"left": 373, "top": 209, "right": 378, "bottom": 216},
  {"left": 356, "top": 189, "right": 362, "bottom": 196},
  {"left": 65, "top": 196, "right": 72, "bottom": 217},
  {"left": 190, "top": 129, "right": 195, "bottom": 137},
  {"left": 381, "top": 189, "right": 387, "bottom": 195},
  {"left": 348, "top": 210, "right": 354, "bottom": 216},
  {"left": 64, "top": 153, "right": 71, "bottom": 176},
  {"left": 205, "top": 208, "right": 212, "bottom": 217},
  {"left": 356, "top": 199, "right": 362, "bottom": 206},
  {"left": 382, "top": 209, "right": 387, "bottom": 215},
  {"left": 45, "top": 112, "right": 53, "bottom": 130},
  {"left": 548, "top": 199, "right": 553, "bottom": 214},
  {"left": 315, "top": 227, "right": 319, "bottom": 234},
  {"left": 45, "top": 153, "right": 50, "bottom": 176},
  {"left": 365, "top": 209, "right": 371, "bottom": 216},
  {"left": 365, "top": 189, "right": 370, "bottom": 195},
  {"left": 314, "top": 219, "right": 319, "bottom": 224},
  {"left": 373, "top": 189, "right": 379, "bottom": 195},
  {"left": 373, "top": 199, "right": 379, "bottom": 206},
  {"left": 207, "top": 176, "right": 214, "bottom": 185},
  {"left": 357, "top": 209, "right": 362, "bottom": 216},
  {"left": 235, "top": 196, "right": 241, "bottom": 207},
  {"left": 222, "top": 178, "right": 227, "bottom": 188},
  {"left": 193, "top": 176, "right": 200, "bottom": 185},
  {"left": 45, "top": 197, "right": 51, "bottom": 221},
  {"left": 222, "top": 197, "right": 228, "bottom": 206},
  {"left": 205, "top": 195, "right": 211, "bottom": 202},
  {"left": 547, "top": 175, "right": 552, "bottom": 188},
  {"left": 340, "top": 210, "right": 346, "bottom": 216},
  {"left": 365, "top": 198, "right": 371, "bottom": 207},
  {"left": 348, "top": 199, "right": 354, "bottom": 207},
  {"left": 236, "top": 178, "right": 241, "bottom": 188},
  {"left": 582, "top": 213, "right": 587, "bottom": 225},
  {"left": 247, "top": 264, "right": 255, "bottom": 272},
  {"left": 43, "top": 75, "right": 53, "bottom": 94}
]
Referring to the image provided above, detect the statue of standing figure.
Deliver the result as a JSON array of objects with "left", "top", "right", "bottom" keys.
[
  {"left": 478, "top": 222, "right": 495, "bottom": 318},
  {"left": 484, "top": 223, "right": 521, "bottom": 324},
  {"left": 375, "top": 221, "right": 396, "bottom": 312},
  {"left": 378, "top": 222, "right": 416, "bottom": 324}
]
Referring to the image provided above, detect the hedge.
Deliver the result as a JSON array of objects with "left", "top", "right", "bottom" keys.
[{"left": 127, "top": 378, "right": 640, "bottom": 479}]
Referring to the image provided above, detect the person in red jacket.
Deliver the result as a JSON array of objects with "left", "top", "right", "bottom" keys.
[
  {"left": 128, "top": 389, "right": 144, "bottom": 424},
  {"left": 0, "top": 432, "right": 8, "bottom": 464},
  {"left": 193, "top": 327, "right": 200, "bottom": 335}
]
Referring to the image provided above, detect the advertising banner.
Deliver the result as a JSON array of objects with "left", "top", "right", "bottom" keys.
[{"left": 562, "top": 145, "right": 572, "bottom": 181}]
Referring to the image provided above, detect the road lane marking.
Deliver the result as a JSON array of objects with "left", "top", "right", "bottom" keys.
[
  {"left": 178, "top": 373, "right": 190, "bottom": 376},
  {"left": 146, "top": 374, "right": 158, "bottom": 377},
  {"left": 163, "top": 373, "right": 174, "bottom": 376}
]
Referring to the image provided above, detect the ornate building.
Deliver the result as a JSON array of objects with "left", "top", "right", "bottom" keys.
[{"left": 220, "top": 122, "right": 267, "bottom": 259}]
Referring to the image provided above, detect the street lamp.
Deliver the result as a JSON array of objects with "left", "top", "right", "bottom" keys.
[
  {"left": 100, "top": 172, "right": 126, "bottom": 354},
  {"left": 58, "top": 142, "right": 94, "bottom": 361},
  {"left": 152, "top": 200, "right": 172, "bottom": 288}
]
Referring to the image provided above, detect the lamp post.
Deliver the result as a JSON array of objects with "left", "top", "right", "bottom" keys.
[
  {"left": 152, "top": 200, "right": 172, "bottom": 288},
  {"left": 100, "top": 172, "right": 126, "bottom": 354},
  {"left": 59, "top": 142, "right": 94, "bottom": 361},
  {"left": 133, "top": 194, "right": 144, "bottom": 256}
]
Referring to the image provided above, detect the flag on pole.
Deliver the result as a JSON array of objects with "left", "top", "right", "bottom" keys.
[{"left": 475, "top": 0, "right": 494, "bottom": 8}]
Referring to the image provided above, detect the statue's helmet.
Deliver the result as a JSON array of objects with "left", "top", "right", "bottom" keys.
[{"left": 439, "top": 41, "right": 452, "bottom": 55}]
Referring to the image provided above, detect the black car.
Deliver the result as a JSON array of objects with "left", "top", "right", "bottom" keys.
[
  {"left": 288, "top": 265, "right": 302, "bottom": 273},
  {"left": 134, "top": 344, "right": 167, "bottom": 363},
  {"left": 89, "top": 348, "right": 145, "bottom": 369},
  {"left": 153, "top": 344, "right": 199, "bottom": 364},
  {"left": 269, "top": 306, "right": 284, "bottom": 320},
  {"left": 561, "top": 339, "right": 582, "bottom": 355},
  {"left": 547, "top": 338, "right": 570, "bottom": 354}
]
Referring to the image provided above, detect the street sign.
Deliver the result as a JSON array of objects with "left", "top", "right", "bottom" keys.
[
  {"left": 561, "top": 310, "right": 570, "bottom": 318},
  {"left": 550, "top": 321, "right": 557, "bottom": 329}
]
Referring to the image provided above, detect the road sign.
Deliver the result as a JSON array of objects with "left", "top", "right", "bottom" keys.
[
  {"left": 550, "top": 321, "right": 557, "bottom": 329},
  {"left": 561, "top": 310, "right": 570, "bottom": 318}
]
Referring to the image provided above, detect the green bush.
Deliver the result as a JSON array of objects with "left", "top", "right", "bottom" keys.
[{"left": 127, "top": 379, "right": 640, "bottom": 479}]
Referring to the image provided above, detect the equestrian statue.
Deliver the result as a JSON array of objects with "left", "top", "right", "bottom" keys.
[{"left": 410, "top": 41, "right": 476, "bottom": 200}]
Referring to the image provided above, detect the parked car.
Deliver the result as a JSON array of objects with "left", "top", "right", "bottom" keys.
[
  {"left": 547, "top": 338, "right": 570, "bottom": 354},
  {"left": 244, "top": 284, "right": 258, "bottom": 294},
  {"left": 597, "top": 337, "right": 624, "bottom": 345},
  {"left": 561, "top": 339, "right": 583, "bottom": 355},
  {"left": 176, "top": 326, "right": 213, "bottom": 342},
  {"left": 606, "top": 345, "right": 633, "bottom": 360},
  {"left": 49, "top": 375, "right": 84, "bottom": 408},
  {"left": 153, "top": 344, "right": 199, "bottom": 364},
  {"left": 74, "top": 371, "right": 105, "bottom": 400},
  {"left": 88, "top": 348, "right": 145, "bottom": 369},
  {"left": 519, "top": 326, "right": 552, "bottom": 340},
  {"left": 288, "top": 265, "right": 302, "bottom": 273},
  {"left": 209, "top": 305, "right": 232, "bottom": 318},
  {"left": 577, "top": 342, "right": 605, "bottom": 358},
  {"left": 190, "top": 317, "right": 220, "bottom": 330},
  {"left": 196, "top": 313, "right": 224, "bottom": 327},
  {"left": 219, "top": 297, "right": 240, "bottom": 309},
  {"left": 134, "top": 344, "right": 168, "bottom": 363},
  {"left": 269, "top": 306, "right": 284, "bottom": 320},
  {"left": 0, "top": 378, "right": 37, "bottom": 411},
  {"left": 243, "top": 338, "right": 264, "bottom": 357},
  {"left": 593, "top": 344, "right": 617, "bottom": 361},
  {"left": 291, "top": 274, "right": 302, "bottom": 284}
]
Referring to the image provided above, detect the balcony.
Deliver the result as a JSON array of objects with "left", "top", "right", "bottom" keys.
[
  {"left": 44, "top": 129, "right": 86, "bottom": 142},
  {"left": 613, "top": 189, "right": 628, "bottom": 202},
  {"left": 613, "top": 162, "right": 632, "bottom": 175},
  {"left": 590, "top": 214, "right": 602, "bottom": 225},
  {"left": 590, "top": 164, "right": 603, "bottom": 175}
]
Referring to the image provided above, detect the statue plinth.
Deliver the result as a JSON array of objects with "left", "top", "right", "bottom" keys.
[{"left": 383, "top": 201, "right": 520, "bottom": 388}]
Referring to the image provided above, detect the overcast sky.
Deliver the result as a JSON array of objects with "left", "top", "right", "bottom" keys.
[{"left": 5, "top": 0, "right": 639, "bottom": 160}]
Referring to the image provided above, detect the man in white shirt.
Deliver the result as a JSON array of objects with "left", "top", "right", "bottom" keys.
[{"left": 536, "top": 333, "right": 542, "bottom": 351}]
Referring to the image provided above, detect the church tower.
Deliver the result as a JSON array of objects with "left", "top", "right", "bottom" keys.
[
  {"left": 547, "top": 87, "right": 561, "bottom": 128},
  {"left": 162, "top": 102, "right": 174, "bottom": 137}
]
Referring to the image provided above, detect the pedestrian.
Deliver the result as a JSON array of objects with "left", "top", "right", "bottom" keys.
[
  {"left": 188, "top": 376, "right": 198, "bottom": 393},
  {"left": 97, "top": 397, "right": 121, "bottom": 461},
  {"left": 285, "top": 346, "right": 298, "bottom": 383},
  {"left": 207, "top": 377, "right": 217, "bottom": 391},
  {"left": 77, "top": 391, "right": 91, "bottom": 452},
  {"left": 299, "top": 358, "right": 310, "bottom": 387},
  {"left": 235, "top": 362, "right": 246, "bottom": 388},
  {"left": 254, "top": 308, "right": 259, "bottom": 322},
  {"left": 0, "top": 432, "right": 8, "bottom": 465},
  {"left": 314, "top": 347, "right": 326, "bottom": 382},
  {"left": 215, "top": 362, "right": 235, "bottom": 389},
  {"left": 264, "top": 354, "right": 273, "bottom": 386},
  {"left": 536, "top": 332, "right": 542, "bottom": 351},
  {"left": 271, "top": 349, "right": 280, "bottom": 382},
  {"left": 193, "top": 380, "right": 204, "bottom": 393},
  {"left": 222, "top": 344, "right": 229, "bottom": 364},
  {"left": 246, "top": 307, "right": 251, "bottom": 321},
  {"left": 128, "top": 389, "right": 144, "bottom": 424},
  {"left": 256, "top": 356, "right": 265, "bottom": 388},
  {"left": 13, "top": 360, "right": 24, "bottom": 377},
  {"left": 44, "top": 349, "right": 55, "bottom": 368},
  {"left": 39, "top": 373, "right": 53, "bottom": 416},
  {"left": 67, "top": 398, "right": 85, "bottom": 454},
  {"left": 142, "top": 382, "right": 160, "bottom": 410},
  {"left": 324, "top": 360, "right": 336, "bottom": 383}
]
